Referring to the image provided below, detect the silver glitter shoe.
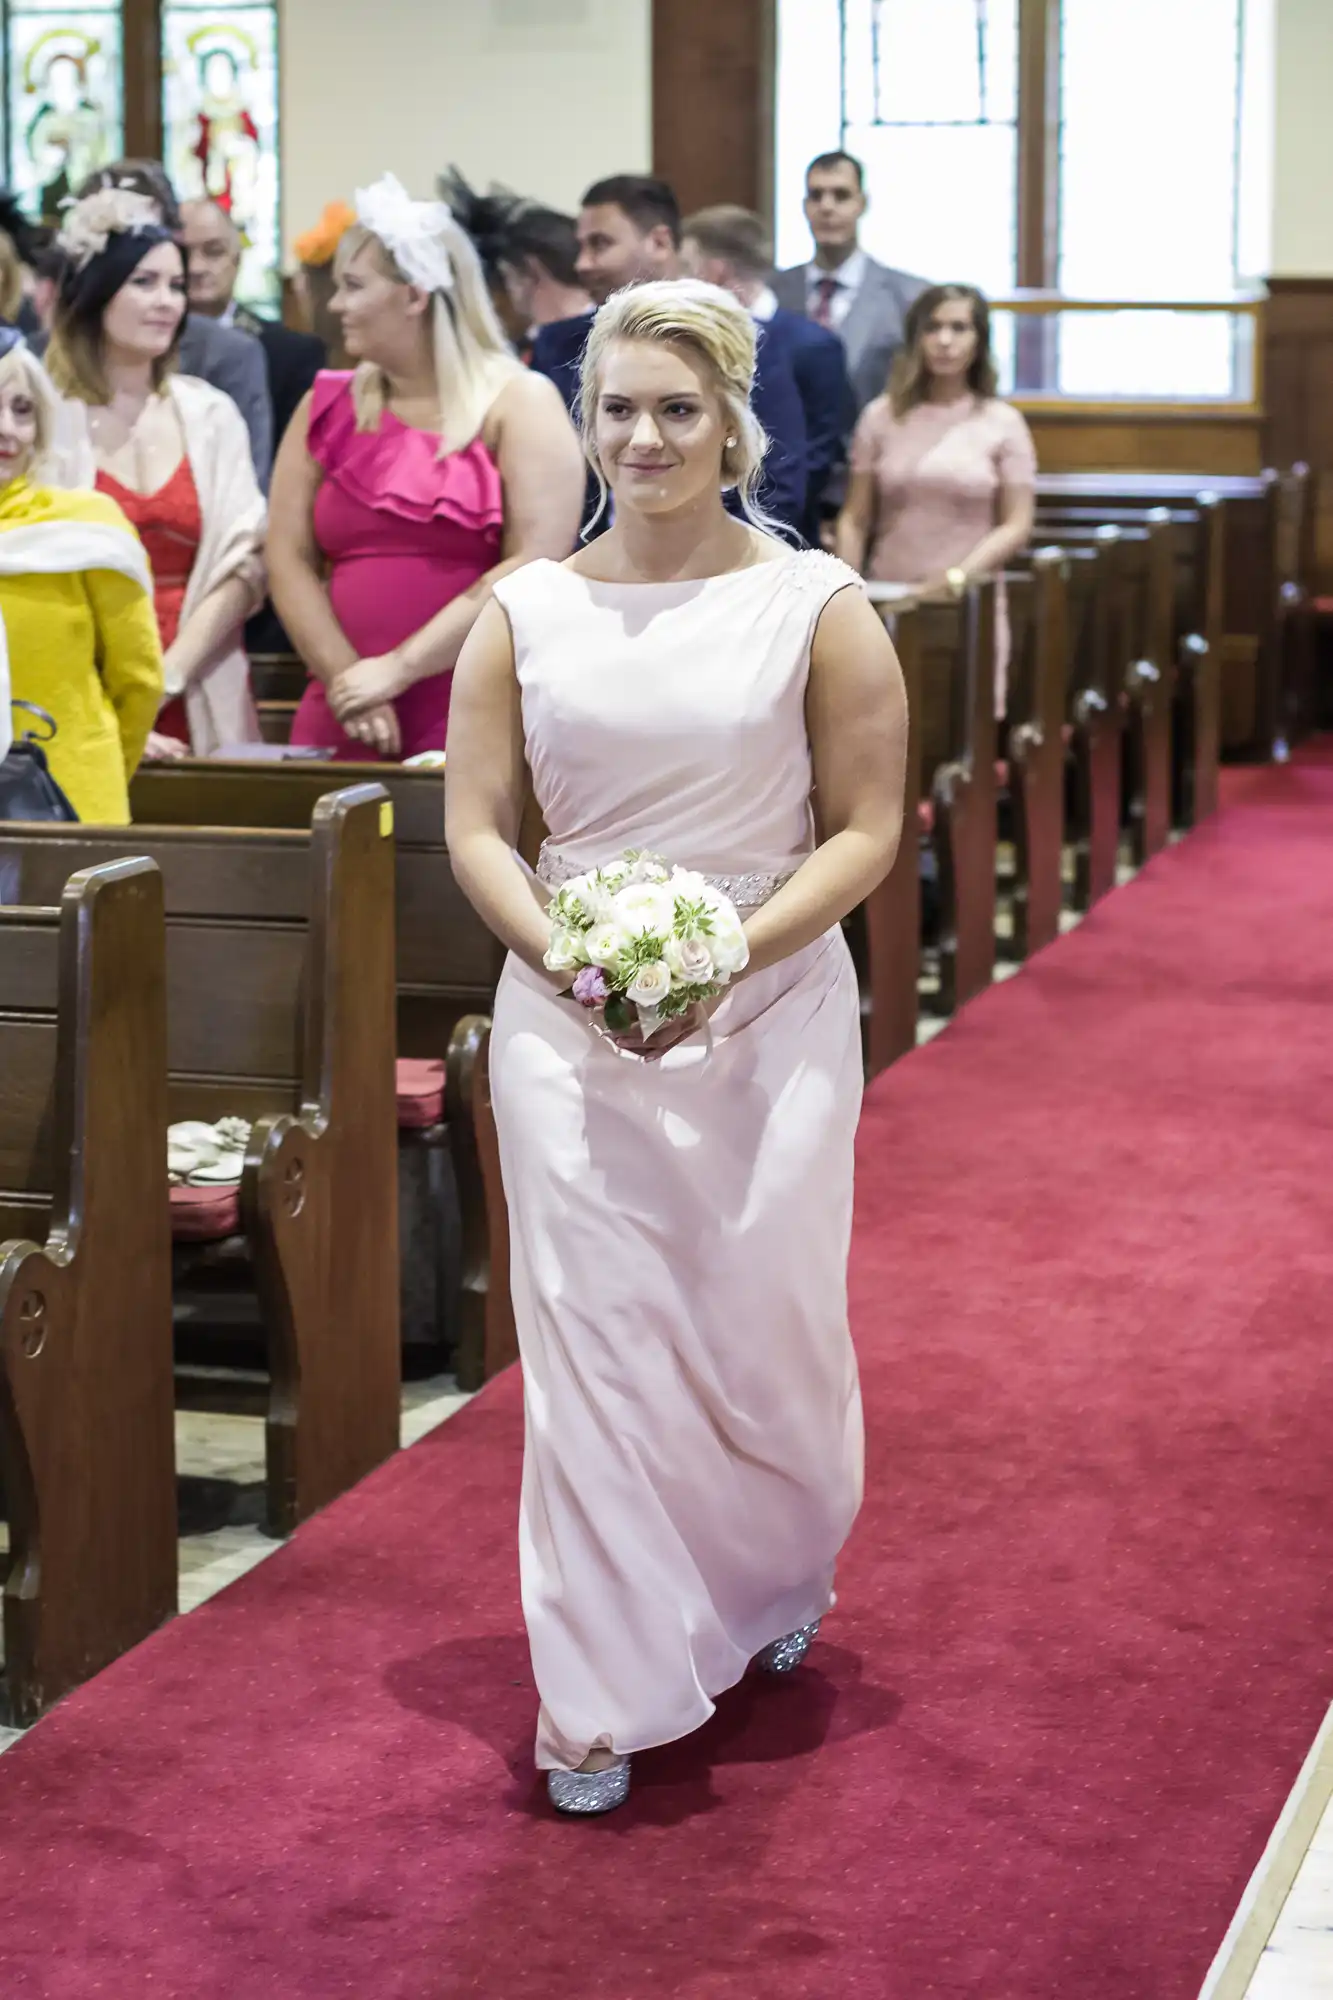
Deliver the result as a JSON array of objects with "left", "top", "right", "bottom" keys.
[
  {"left": 755, "top": 1619, "right": 821, "bottom": 1675},
  {"left": 546, "top": 1757, "right": 631, "bottom": 1816}
]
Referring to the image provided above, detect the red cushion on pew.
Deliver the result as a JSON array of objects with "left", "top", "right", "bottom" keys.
[
  {"left": 1311, "top": 596, "right": 1333, "bottom": 616},
  {"left": 170, "top": 1181, "right": 241, "bottom": 1243},
  {"left": 917, "top": 799, "right": 935, "bottom": 835},
  {"left": 396, "top": 1058, "right": 446, "bottom": 1129}
]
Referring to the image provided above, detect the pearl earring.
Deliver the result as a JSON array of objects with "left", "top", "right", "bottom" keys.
[{"left": 726, "top": 435, "right": 737, "bottom": 448}]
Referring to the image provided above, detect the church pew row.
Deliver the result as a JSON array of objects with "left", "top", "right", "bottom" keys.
[
  {"left": 1035, "top": 495, "right": 1225, "bottom": 829},
  {"left": 0, "top": 860, "right": 176, "bottom": 1722},
  {"left": 1034, "top": 468, "right": 1317, "bottom": 765},
  {"left": 0, "top": 787, "right": 401, "bottom": 1538},
  {"left": 129, "top": 761, "right": 514, "bottom": 1392}
]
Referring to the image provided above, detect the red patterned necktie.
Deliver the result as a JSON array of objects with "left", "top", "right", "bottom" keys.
[{"left": 812, "top": 275, "right": 839, "bottom": 328}]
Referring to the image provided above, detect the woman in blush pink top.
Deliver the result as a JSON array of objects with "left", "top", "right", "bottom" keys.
[
  {"left": 836, "top": 283, "right": 1036, "bottom": 707},
  {"left": 268, "top": 174, "right": 584, "bottom": 761}
]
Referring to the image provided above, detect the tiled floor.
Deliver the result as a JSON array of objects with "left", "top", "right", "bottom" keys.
[{"left": 1247, "top": 1800, "right": 1333, "bottom": 1996}]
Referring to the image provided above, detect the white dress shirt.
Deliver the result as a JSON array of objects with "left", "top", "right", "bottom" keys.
[{"left": 804, "top": 249, "right": 867, "bottom": 331}]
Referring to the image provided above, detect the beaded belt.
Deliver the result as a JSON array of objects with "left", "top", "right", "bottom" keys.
[{"left": 535, "top": 842, "right": 798, "bottom": 912}]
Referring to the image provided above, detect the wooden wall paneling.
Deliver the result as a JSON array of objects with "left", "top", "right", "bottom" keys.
[
  {"left": 122, "top": 0, "right": 164, "bottom": 164},
  {"left": 1015, "top": 0, "right": 1060, "bottom": 391},
  {"left": 1263, "top": 278, "right": 1333, "bottom": 594},
  {"left": 652, "top": 0, "right": 775, "bottom": 221},
  {"left": 1020, "top": 409, "right": 1266, "bottom": 478}
]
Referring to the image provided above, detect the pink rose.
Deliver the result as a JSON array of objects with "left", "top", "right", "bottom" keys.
[{"left": 572, "top": 965, "right": 609, "bottom": 1007}]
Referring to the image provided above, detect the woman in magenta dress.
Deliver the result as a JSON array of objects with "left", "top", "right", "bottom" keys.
[{"left": 269, "top": 173, "right": 584, "bottom": 760}]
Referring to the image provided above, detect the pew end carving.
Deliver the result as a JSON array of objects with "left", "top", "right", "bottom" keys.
[{"left": 0, "top": 860, "right": 176, "bottom": 1723}]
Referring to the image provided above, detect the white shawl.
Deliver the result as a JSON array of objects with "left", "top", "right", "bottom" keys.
[
  {"left": 48, "top": 373, "right": 267, "bottom": 754},
  {"left": 0, "top": 517, "right": 153, "bottom": 762}
]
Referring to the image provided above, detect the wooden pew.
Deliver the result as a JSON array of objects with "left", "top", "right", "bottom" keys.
[
  {"left": 1052, "top": 535, "right": 1122, "bottom": 912},
  {"left": 129, "top": 760, "right": 513, "bottom": 1391},
  {"left": 1003, "top": 548, "right": 1069, "bottom": 959},
  {"left": 0, "top": 787, "right": 400, "bottom": 1535},
  {"left": 853, "top": 603, "right": 923, "bottom": 1074},
  {"left": 1036, "top": 471, "right": 1278, "bottom": 761},
  {"left": 1036, "top": 493, "right": 1224, "bottom": 827},
  {"left": 249, "top": 653, "right": 307, "bottom": 704},
  {"left": 870, "top": 578, "right": 999, "bottom": 1016},
  {"left": 0, "top": 860, "right": 176, "bottom": 1722}
]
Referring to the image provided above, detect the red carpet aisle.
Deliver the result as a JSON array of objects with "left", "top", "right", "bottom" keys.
[{"left": 1, "top": 752, "right": 1333, "bottom": 1999}]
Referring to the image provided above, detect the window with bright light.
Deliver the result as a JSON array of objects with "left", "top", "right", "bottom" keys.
[{"left": 774, "top": 0, "right": 1273, "bottom": 401}]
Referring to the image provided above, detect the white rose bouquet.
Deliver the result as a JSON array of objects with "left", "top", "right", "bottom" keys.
[{"left": 544, "top": 851, "right": 750, "bottom": 1042}]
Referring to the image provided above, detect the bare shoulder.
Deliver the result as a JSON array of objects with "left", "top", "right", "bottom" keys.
[
  {"left": 810, "top": 569, "right": 899, "bottom": 664},
  {"left": 489, "top": 366, "right": 571, "bottom": 430}
]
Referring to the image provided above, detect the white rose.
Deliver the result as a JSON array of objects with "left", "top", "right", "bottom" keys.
[
  {"left": 614, "top": 883, "right": 675, "bottom": 937},
  {"left": 626, "top": 959, "right": 672, "bottom": 1008},
  {"left": 706, "top": 905, "right": 750, "bottom": 979},
  {"left": 668, "top": 867, "right": 711, "bottom": 902},
  {"left": 596, "top": 860, "right": 631, "bottom": 894},
  {"left": 585, "top": 921, "right": 628, "bottom": 970},
  {"left": 544, "top": 927, "right": 584, "bottom": 973},
  {"left": 664, "top": 934, "right": 715, "bottom": 986}
]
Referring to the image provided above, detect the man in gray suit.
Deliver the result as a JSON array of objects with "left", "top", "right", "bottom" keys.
[
  {"left": 75, "top": 160, "right": 273, "bottom": 488},
  {"left": 773, "top": 150, "right": 928, "bottom": 414}
]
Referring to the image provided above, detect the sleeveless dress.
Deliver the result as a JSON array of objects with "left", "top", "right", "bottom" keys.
[
  {"left": 288, "top": 371, "right": 504, "bottom": 760},
  {"left": 489, "top": 549, "right": 867, "bottom": 1773},
  {"left": 97, "top": 458, "right": 202, "bottom": 746}
]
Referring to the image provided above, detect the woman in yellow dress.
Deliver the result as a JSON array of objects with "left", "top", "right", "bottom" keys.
[{"left": 0, "top": 338, "right": 162, "bottom": 821}]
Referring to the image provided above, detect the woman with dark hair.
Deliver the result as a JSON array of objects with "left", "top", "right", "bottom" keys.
[
  {"left": 437, "top": 169, "right": 590, "bottom": 358},
  {"left": 46, "top": 185, "right": 265, "bottom": 755},
  {"left": 836, "top": 282, "right": 1036, "bottom": 702}
]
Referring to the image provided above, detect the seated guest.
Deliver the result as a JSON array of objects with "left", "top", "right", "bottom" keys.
[
  {"left": 0, "top": 339, "right": 162, "bottom": 820},
  {"left": 835, "top": 282, "right": 1036, "bottom": 707},
  {"left": 533, "top": 173, "right": 808, "bottom": 538},
  {"left": 76, "top": 161, "right": 273, "bottom": 486},
  {"left": 681, "top": 202, "right": 854, "bottom": 542},
  {"left": 181, "top": 198, "right": 325, "bottom": 448},
  {"left": 773, "top": 150, "right": 929, "bottom": 415},
  {"left": 268, "top": 173, "right": 583, "bottom": 761},
  {"left": 46, "top": 185, "right": 266, "bottom": 757}
]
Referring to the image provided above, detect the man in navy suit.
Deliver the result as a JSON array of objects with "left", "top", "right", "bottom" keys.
[
  {"left": 531, "top": 174, "right": 808, "bottom": 538},
  {"left": 681, "top": 204, "right": 855, "bottom": 545}
]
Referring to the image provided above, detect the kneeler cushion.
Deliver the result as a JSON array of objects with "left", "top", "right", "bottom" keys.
[
  {"left": 395, "top": 1058, "right": 446, "bottom": 1130},
  {"left": 169, "top": 1181, "right": 242, "bottom": 1243}
]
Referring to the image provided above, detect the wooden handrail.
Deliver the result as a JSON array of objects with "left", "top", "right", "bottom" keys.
[{"left": 990, "top": 292, "right": 1264, "bottom": 315}]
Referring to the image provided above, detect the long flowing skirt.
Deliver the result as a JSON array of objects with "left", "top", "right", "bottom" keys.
[{"left": 489, "top": 928, "right": 865, "bottom": 1771}]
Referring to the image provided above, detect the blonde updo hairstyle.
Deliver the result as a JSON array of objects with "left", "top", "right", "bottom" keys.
[
  {"left": 334, "top": 217, "right": 523, "bottom": 456},
  {"left": 578, "top": 279, "right": 772, "bottom": 528},
  {"left": 0, "top": 343, "right": 59, "bottom": 480}
]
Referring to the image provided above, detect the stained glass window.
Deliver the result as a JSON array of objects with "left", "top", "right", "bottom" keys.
[
  {"left": 6, "top": 0, "right": 123, "bottom": 223},
  {"left": 161, "top": 0, "right": 278, "bottom": 308}
]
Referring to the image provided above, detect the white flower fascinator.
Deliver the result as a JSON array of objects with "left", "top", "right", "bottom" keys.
[
  {"left": 354, "top": 172, "right": 456, "bottom": 295},
  {"left": 57, "top": 186, "right": 162, "bottom": 273}
]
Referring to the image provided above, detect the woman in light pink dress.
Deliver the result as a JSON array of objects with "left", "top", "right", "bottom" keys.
[
  {"left": 446, "top": 280, "right": 908, "bottom": 1816},
  {"left": 268, "top": 174, "right": 584, "bottom": 761},
  {"left": 836, "top": 283, "right": 1037, "bottom": 706}
]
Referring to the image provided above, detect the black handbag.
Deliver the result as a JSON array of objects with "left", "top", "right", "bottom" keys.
[{"left": 0, "top": 701, "right": 78, "bottom": 822}]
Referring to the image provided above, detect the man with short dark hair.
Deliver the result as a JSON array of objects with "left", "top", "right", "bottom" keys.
[
  {"left": 181, "top": 198, "right": 324, "bottom": 449},
  {"left": 532, "top": 172, "right": 808, "bottom": 537},
  {"left": 773, "top": 150, "right": 928, "bottom": 412},
  {"left": 75, "top": 160, "right": 273, "bottom": 485},
  {"left": 682, "top": 202, "right": 854, "bottom": 542}
]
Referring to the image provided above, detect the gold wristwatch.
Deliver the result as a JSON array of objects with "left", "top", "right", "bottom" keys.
[{"left": 945, "top": 566, "right": 968, "bottom": 599}]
